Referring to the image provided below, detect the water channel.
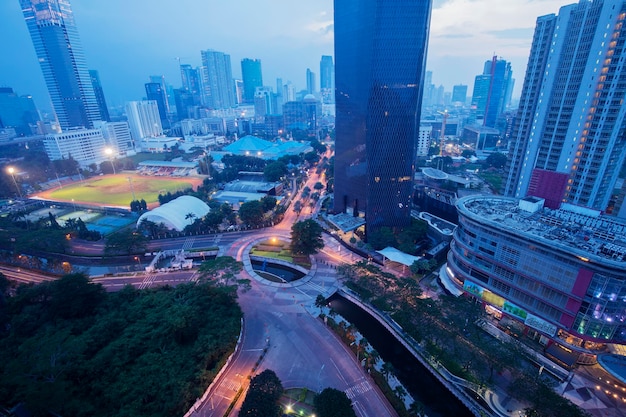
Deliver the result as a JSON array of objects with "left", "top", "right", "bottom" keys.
[
  {"left": 327, "top": 293, "right": 474, "bottom": 417},
  {"left": 250, "top": 259, "right": 305, "bottom": 283}
]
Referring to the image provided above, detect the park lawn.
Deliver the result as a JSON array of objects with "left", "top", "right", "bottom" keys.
[{"left": 44, "top": 174, "right": 196, "bottom": 206}]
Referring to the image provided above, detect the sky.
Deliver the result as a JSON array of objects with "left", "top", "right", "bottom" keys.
[{"left": 0, "top": 0, "right": 570, "bottom": 112}]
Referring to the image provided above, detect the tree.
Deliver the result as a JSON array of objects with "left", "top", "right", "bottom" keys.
[
  {"left": 313, "top": 181, "right": 324, "bottom": 191},
  {"left": 304, "top": 151, "right": 320, "bottom": 164},
  {"left": 461, "top": 149, "right": 476, "bottom": 159},
  {"left": 104, "top": 228, "right": 148, "bottom": 255},
  {"left": 49, "top": 273, "right": 105, "bottom": 319},
  {"left": 263, "top": 160, "right": 287, "bottom": 182},
  {"left": 314, "top": 388, "right": 357, "bottom": 417},
  {"left": 198, "top": 256, "right": 243, "bottom": 287},
  {"left": 485, "top": 152, "right": 507, "bottom": 169},
  {"left": 367, "top": 227, "right": 396, "bottom": 250},
  {"left": 290, "top": 219, "right": 324, "bottom": 255},
  {"left": 260, "top": 195, "right": 277, "bottom": 213},
  {"left": 239, "top": 369, "right": 284, "bottom": 417},
  {"left": 238, "top": 200, "right": 265, "bottom": 227}
]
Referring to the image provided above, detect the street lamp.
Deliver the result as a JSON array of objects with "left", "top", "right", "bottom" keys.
[
  {"left": 104, "top": 147, "right": 116, "bottom": 174},
  {"left": 6, "top": 166, "right": 22, "bottom": 198}
]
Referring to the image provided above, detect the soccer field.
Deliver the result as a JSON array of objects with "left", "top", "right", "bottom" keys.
[{"left": 34, "top": 174, "right": 203, "bottom": 208}]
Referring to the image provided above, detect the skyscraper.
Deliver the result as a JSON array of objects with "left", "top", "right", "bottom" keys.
[
  {"left": 125, "top": 101, "right": 162, "bottom": 141},
  {"left": 20, "top": 0, "right": 100, "bottom": 130},
  {"left": 180, "top": 64, "right": 201, "bottom": 105},
  {"left": 333, "top": 0, "right": 432, "bottom": 236},
  {"left": 470, "top": 56, "right": 513, "bottom": 128},
  {"left": 0, "top": 87, "right": 40, "bottom": 136},
  {"left": 89, "top": 70, "right": 110, "bottom": 122},
  {"left": 504, "top": 1, "right": 626, "bottom": 212},
  {"left": 241, "top": 58, "right": 263, "bottom": 104},
  {"left": 320, "top": 55, "right": 335, "bottom": 104},
  {"left": 145, "top": 82, "right": 168, "bottom": 127},
  {"left": 201, "top": 50, "right": 236, "bottom": 110},
  {"left": 306, "top": 68, "right": 316, "bottom": 95},
  {"left": 451, "top": 84, "right": 468, "bottom": 105}
]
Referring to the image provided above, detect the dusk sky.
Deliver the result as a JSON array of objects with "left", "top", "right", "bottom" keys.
[{"left": 0, "top": 0, "right": 570, "bottom": 112}]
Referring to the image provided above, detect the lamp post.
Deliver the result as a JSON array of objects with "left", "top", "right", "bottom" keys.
[
  {"left": 6, "top": 167, "right": 22, "bottom": 198},
  {"left": 104, "top": 147, "right": 116, "bottom": 174}
]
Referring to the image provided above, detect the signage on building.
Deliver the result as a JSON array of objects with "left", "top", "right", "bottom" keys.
[{"left": 525, "top": 313, "right": 557, "bottom": 337}]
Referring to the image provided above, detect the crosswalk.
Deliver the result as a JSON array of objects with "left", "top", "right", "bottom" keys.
[
  {"left": 220, "top": 379, "right": 241, "bottom": 392},
  {"left": 138, "top": 272, "right": 157, "bottom": 289},
  {"left": 345, "top": 380, "right": 373, "bottom": 399},
  {"left": 182, "top": 237, "right": 195, "bottom": 250}
]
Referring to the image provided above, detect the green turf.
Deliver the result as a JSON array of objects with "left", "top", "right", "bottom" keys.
[{"left": 45, "top": 175, "right": 194, "bottom": 206}]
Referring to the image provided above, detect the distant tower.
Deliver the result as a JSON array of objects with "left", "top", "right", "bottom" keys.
[
  {"left": 306, "top": 68, "right": 316, "bottom": 95},
  {"left": 20, "top": 0, "right": 100, "bottom": 130},
  {"left": 505, "top": 1, "right": 626, "bottom": 211},
  {"left": 451, "top": 84, "right": 467, "bottom": 105},
  {"left": 145, "top": 82, "right": 169, "bottom": 127},
  {"left": 125, "top": 101, "right": 162, "bottom": 141},
  {"left": 320, "top": 55, "right": 335, "bottom": 104},
  {"left": 470, "top": 56, "right": 513, "bottom": 128},
  {"left": 241, "top": 58, "right": 263, "bottom": 104},
  {"left": 89, "top": 70, "right": 110, "bottom": 122},
  {"left": 333, "top": 0, "right": 432, "bottom": 236},
  {"left": 201, "top": 50, "right": 236, "bottom": 109}
]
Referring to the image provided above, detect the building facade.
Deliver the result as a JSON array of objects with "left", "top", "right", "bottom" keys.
[
  {"left": 320, "top": 55, "right": 335, "bottom": 104},
  {"left": 0, "top": 87, "right": 39, "bottom": 136},
  {"left": 125, "top": 101, "right": 163, "bottom": 141},
  {"left": 241, "top": 58, "right": 263, "bottom": 104},
  {"left": 444, "top": 195, "right": 626, "bottom": 362},
  {"left": 306, "top": 68, "right": 316, "bottom": 95},
  {"left": 20, "top": 0, "right": 100, "bottom": 130},
  {"left": 89, "top": 70, "right": 110, "bottom": 122},
  {"left": 333, "top": 0, "right": 432, "bottom": 235},
  {"left": 505, "top": 1, "right": 626, "bottom": 212},
  {"left": 451, "top": 84, "right": 467, "bottom": 105},
  {"left": 43, "top": 128, "right": 106, "bottom": 165},
  {"left": 283, "top": 97, "right": 321, "bottom": 137},
  {"left": 201, "top": 50, "right": 236, "bottom": 109},
  {"left": 145, "top": 82, "right": 169, "bottom": 127}
]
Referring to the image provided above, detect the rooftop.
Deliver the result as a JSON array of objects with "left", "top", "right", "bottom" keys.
[{"left": 457, "top": 195, "right": 626, "bottom": 267}]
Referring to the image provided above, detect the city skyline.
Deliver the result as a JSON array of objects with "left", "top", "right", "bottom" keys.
[{"left": 2, "top": 0, "right": 570, "bottom": 112}]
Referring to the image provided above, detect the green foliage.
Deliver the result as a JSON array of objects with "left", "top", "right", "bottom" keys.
[
  {"left": 484, "top": 152, "right": 507, "bottom": 169},
  {"left": 239, "top": 200, "right": 265, "bottom": 226},
  {"left": 239, "top": 369, "right": 284, "bottom": 417},
  {"left": 290, "top": 219, "right": 324, "bottom": 255},
  {"left": 198, "top": 256, "right": 243, "bottom": 287},
  {"left": 0, "top": 280, "right": 242, "bottom": 417},
  {"left": 314, "top": 388, "right": 356, "bottom": 417},
  {"left": 104, "top": 228, "right": 148, "bottom": 255},
  {"left": 368, "top": 227, "right": 396, "bottom": 250},
  {"left": 263, "top": 160, "right": 287, "bottom": 182},
  {"left": 260, "top": 195, "right": 278, "bottom": 213}
]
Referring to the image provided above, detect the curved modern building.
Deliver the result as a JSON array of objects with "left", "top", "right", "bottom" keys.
[
  {"left": 443, "top": 195, "right": 626, "bottom": 363},
  {"left": 137, "top": 196, "right": 210, "bottom": 232}
]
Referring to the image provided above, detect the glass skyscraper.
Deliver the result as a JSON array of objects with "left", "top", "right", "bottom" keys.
[
  {"left": 241, "top": 58, "right": 263, "bottom": 104},
  {"left": 201, "top": 50, "right": 236, "bottom": 110},
  {"left": 89, "top": 70, "right": 110, "bottom": 122},
  {"left": 20, "top": 0, "right": 100, "bottom": 131},
  {"left": 333, "top": 0, "right": 432, "bottom": 235}
]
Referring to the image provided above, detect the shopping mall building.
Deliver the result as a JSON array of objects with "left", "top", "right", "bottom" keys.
[{"left": 441, "top": 195, "right": 626, "bottom": 366}]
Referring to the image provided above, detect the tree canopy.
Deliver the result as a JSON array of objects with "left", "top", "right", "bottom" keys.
[
  {"left": 0, "top": 276, "right": 242, "bottom": 417},
  {"left": 314, "top": 388, "right": 357, "bottom": 417},
  {"left": 238, "top": 200, "right": 265, "bottom": 227},
  {"left": 290, "top": 219, "right": 324, "bottom": 255},
  {"left": 239, "top": 369, "right": 284, "bottom": 417}
]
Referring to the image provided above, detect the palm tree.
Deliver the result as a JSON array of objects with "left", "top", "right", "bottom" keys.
[
  {"left": 394, "top": 385, "right": 407, "bottom": 402},
  {"left": 381, "top": 362, "right": 394, "bottom": 382}
]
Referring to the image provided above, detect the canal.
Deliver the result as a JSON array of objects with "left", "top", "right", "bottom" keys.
[{"left": 327, "top": 293, "right": 474, "bottom": 417}]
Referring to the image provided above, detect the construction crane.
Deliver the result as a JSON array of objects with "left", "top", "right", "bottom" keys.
[{"left": 438, "top": 110, "right": 449, "bottom": 156}]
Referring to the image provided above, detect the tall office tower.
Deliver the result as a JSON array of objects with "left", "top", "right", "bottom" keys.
[
  {"left": 333, "top": 0, "right": 432, "bottom": 236},
  {"left": 504, "top": 1, "right": 626, "bottom": 212},
  {"left": 145, "top": 82, "right": 169, "bottom": 127},
  {"left": 306, "top": 68, "right": 316, "bottom": 94},
  {"left": 201, "top": 50, "right": 236, "bottom": 110},
  {"left": 0, "top": 87, "right": 40, "bottom": 136},
  {"left": 241, "top": 58, "right": 263, "bottom": 104},
  {"left": 149, "top": 75, "right": 171, "bottom": 114},
  {"left": 89, "top": 70, "right": 110, "bottom": 122},
  {"left": 180, "top": 64, "right": 201, "bottom": 105},
  {"left": 20, "top": 0, "right": 100, "bottom": 130},
  {"left": 275, "top": 78, "right": 284, "bottom": 114},
  {"left": 283, "top": 82, "right": 296, "bottom": 102},
  {"left": 470, "top": 56, "right": 513, "bottom": 128},
  {"left": 125, "top": 101, "right": 162, "bottom": 141},
  {"left": 254, "top": 87, "right": 275, "bottom": 121},
  {"left": 320, "top": 55, "right": 335, "bottom": 104},
  {"left": 422, "top": 70, "right": 435, "bottom": 108},
  {"left": 451, "top": 84, "right": 468, "bottom": 105}
]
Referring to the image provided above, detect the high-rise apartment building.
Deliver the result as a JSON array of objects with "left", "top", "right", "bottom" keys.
[
  {"left": 201, "top": 50, "right": 236, "bottom": 110},
  {"left": 333, "top": 0, "right": 432, "bottom": 236},
  {"left": 320, "top": 55, "right": 335, "bottom": 104},
  {"left": 0, "top": 87, "right": 40, "bottom": 136},
  {"left": 20, "top": 0, "right": 100, "bottom": 130},
  {"left": 241, "top": 58, "right": 263, "bottom": 104},
  {"left": 504, "top": 1, "right": 626, "bottom": 212},
  {"left": 125, "top": 101, "right": 163, "bottom": 141},
  {"left": 180, "top": 64, "right": 202, "bottom": 106},
  {"left": 470, "top": 56, "right": 513, "bottom": 128},
  {"left": 89, "top": 70, "right": 110, "bottom": 122}
]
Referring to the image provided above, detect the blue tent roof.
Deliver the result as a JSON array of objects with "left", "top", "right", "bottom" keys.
[{"left": 223, "top": 135, "right": 273, "bottom": 154}]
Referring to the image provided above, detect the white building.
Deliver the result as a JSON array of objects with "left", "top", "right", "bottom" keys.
[
  {"left": 43, "top": 128, "right": 106, "bottom": 166},
  {"left": 95, "top": 121, "right": 135, "bottom": 156},
  {"left": 417, "top": 126, "right": 432, "bottom": 157},
  {"left": 125, "top": 100, "right": 163, "bottom": 141}
]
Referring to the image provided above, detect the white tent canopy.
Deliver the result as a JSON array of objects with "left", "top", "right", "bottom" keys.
[{"left": 376, "top": 247, "right": 421, "bottom": 266}]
